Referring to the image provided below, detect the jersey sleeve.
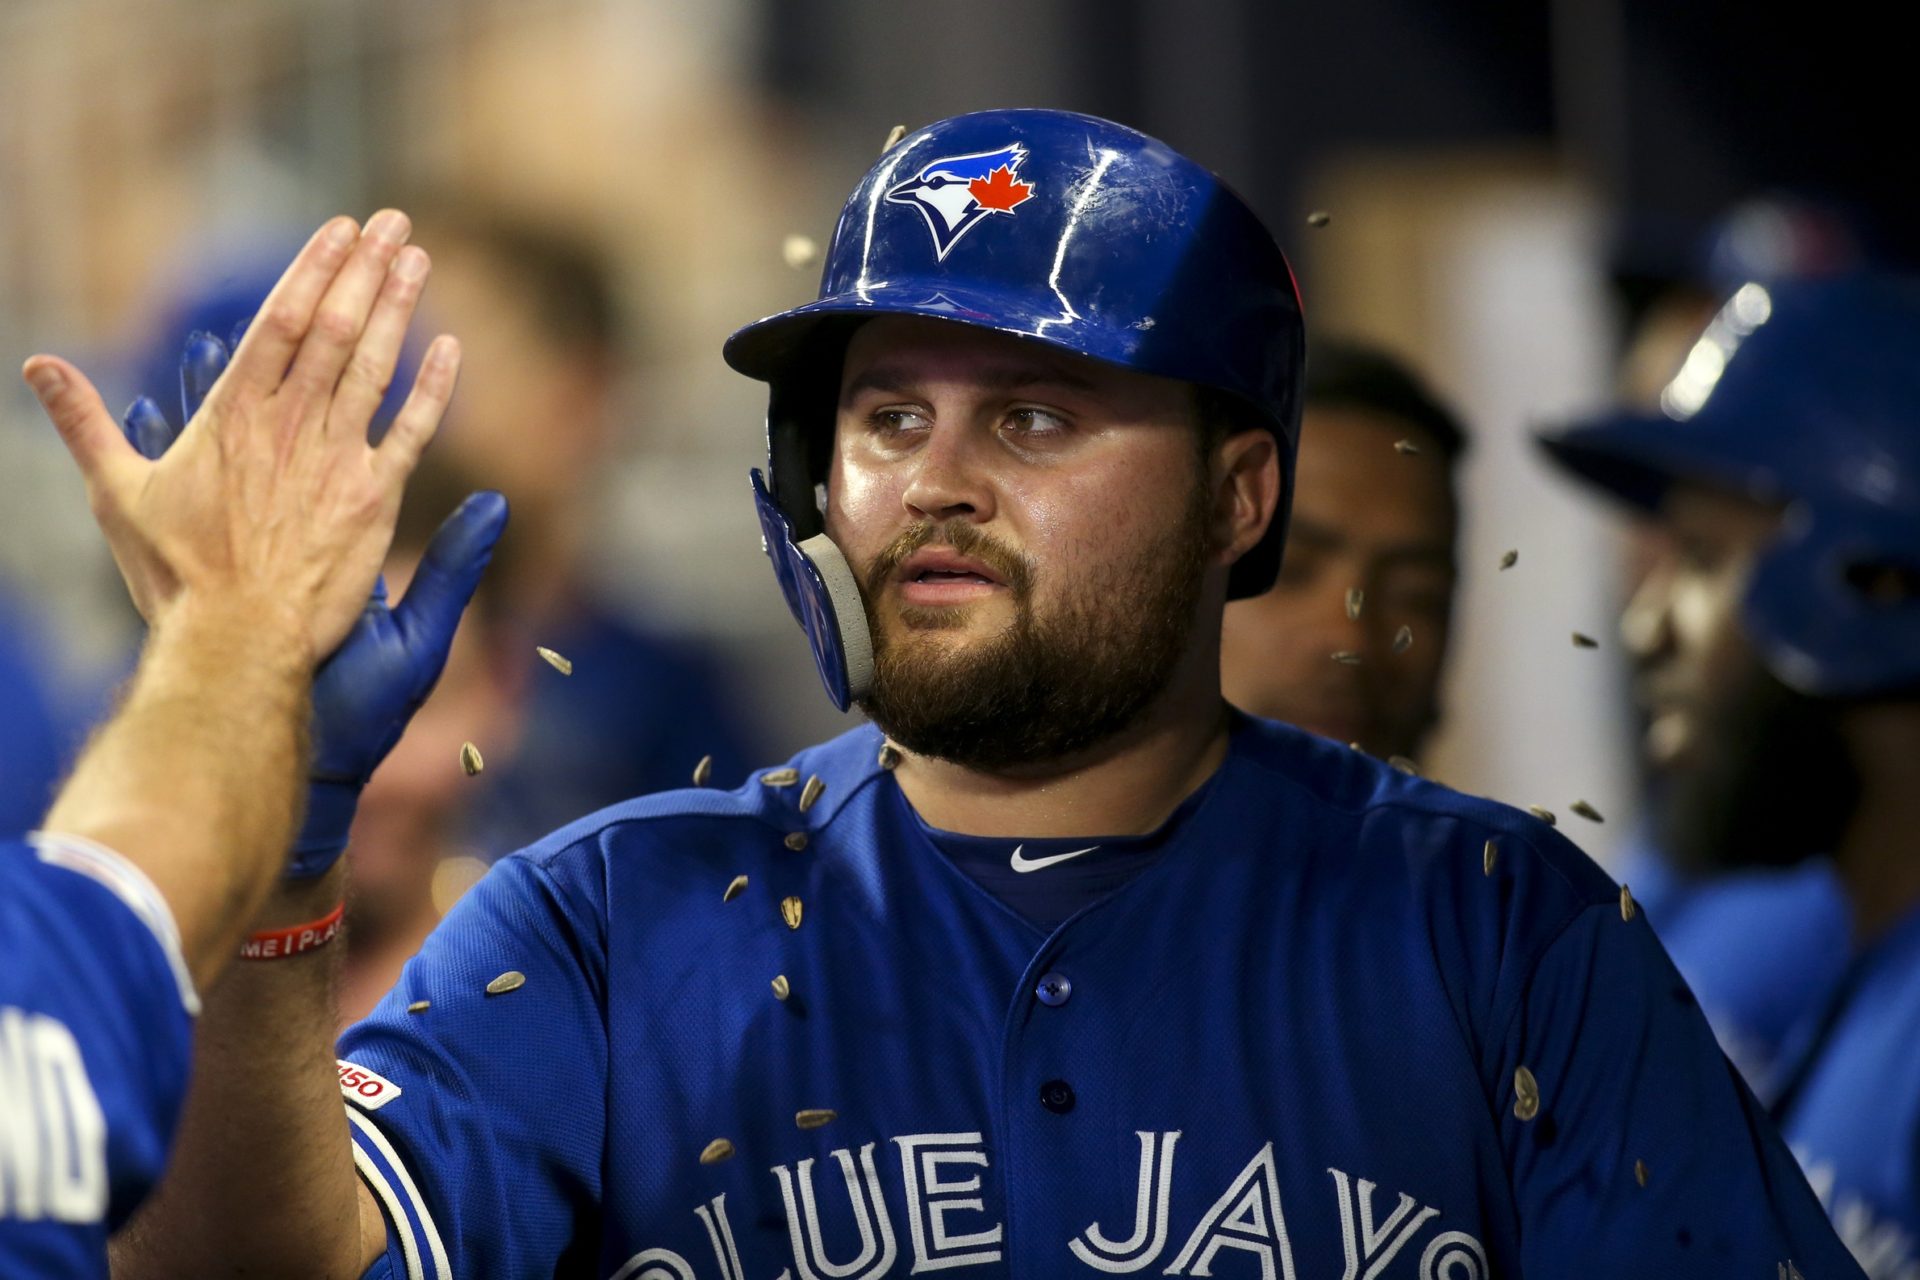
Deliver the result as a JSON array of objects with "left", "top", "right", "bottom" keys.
[
  {"left": 0, "top": 833, "right": 197, "bottom": 1269},
  {"left": 336, "top": 846, "right": 609, "bottom": 1280},
  {"left": 1500, "top": 898, "right": 1864, "bottom": 1278}
]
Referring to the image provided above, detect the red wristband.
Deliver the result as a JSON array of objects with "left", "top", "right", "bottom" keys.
[{"left": 239, "top": 902, "right": 345, "bottom": 960}]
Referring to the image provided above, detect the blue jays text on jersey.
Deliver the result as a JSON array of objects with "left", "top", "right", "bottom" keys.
[
  {"left": 0, "top": 833, "right": 197, "bottom": 1277},
  {"left": 339, "top": 716, "right": 1861, "bottom": 1279}
]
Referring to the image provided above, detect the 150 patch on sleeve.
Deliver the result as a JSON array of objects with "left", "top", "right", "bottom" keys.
[{"left": 338, "top": 1059, "right": 402, "bottom": 1110}]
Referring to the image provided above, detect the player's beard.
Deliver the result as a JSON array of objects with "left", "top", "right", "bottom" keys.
[
  {"left": 856, "top": 477, "right": 1215, "bottom": 772},
  {"left": 1656, "top": 657, "right": 1860, "bottom": 876}
]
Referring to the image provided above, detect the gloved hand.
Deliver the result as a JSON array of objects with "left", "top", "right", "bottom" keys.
[{"left": 122, "top": 330, "right": 508, "bottom": 878}]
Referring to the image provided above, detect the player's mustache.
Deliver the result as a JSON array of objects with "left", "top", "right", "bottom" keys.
[{"left": 864, "top": 521, "right": 1033, "bottom": 601}]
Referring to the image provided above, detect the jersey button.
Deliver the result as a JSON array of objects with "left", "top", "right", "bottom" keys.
[
  {"left": 1035, "top": 972, "right": 1073, "bottom": 1007},
  {"left": 1039, "top": 1079, "right": 1076, "bottom": 1114}
]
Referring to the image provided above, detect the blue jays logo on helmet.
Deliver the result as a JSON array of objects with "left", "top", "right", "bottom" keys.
[{"left": 884, "top": 143, "right": 1036, "bottom": 261}]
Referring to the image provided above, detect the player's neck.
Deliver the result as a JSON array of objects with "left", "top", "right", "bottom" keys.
[
  {"left": 889, "top": 658, "right": 1232, "bottom": 840},
  {"left": 1833, "top": 704, "right": 1920, "bottom": 943}
]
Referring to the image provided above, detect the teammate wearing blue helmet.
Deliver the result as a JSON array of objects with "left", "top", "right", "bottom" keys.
[
  {"left": 1542, "top": 274, "right": 1920, "bottom": 1275},
  {"left": 123, "top": 112, "right": 1860, "bottom": 1279}
]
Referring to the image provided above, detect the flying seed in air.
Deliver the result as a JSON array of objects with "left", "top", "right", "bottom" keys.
[
  {"left": 771, "top": 974, "right": 791, "bottom": 1001},
  {"left": 882, "top": 123, "right": 907, "bottom": 153},
  {"left": 1389, "top": 755, "right": 1420, "bottom": 776},
  {"left": 1635, "top": 1159, "right": 1649, "bottom": 1187},
  {"left": 1571, "top": 799, "right": 1604, "bottom": 823},
  {"left": 407, "top": 1000, "right": 430, "bottom": 1014},
  {"left": 783, "top": 234, "right": 819, "bottom": 270},
  {"left": 878, "top": 742, "right": 902, "bottom": 770},
  {"left": 784, "top": 832, "right": 809, "bottom": 852},
  {"left": 1572, "top": 632, "right": 1599, "bottom": 649},
  {"left": 536, "top": 646, "right": 573, "bottom": 675},
  {"left": 723, "top": 875, "right": 748, "bottom": 902},
  {"left": 1393, "top": 439, "right": 1421, "bottom": 455},
  {"left": 485, "top": 970, "right": 525, "bottom": 996},
  {"left": 459, "top": 742, "right": 484, "bottom": 776},
  {"left": 796, "top": 1109, "right": 838, "bottom": 1131},
  {"left": 1513, "top": 1066, "right": 1541, "bottom": 1121},
  {"left": 1345, "top": 587, "right": 1364, "bottom": 620},
  {"left": 781, "top": 896, "right": 804, "bottom": 930},
  {"left": 799, "top": 774, "right": 825, "bottom": 813},
  {"left": 1306, "top": 210, "right": 1332, "bottom": 228},
  {"left": 1620, "top": 884, "right": 1637, "bottom": 922},
  {"left": 692, "top": 755, "right": 713, "bottom": 787},
  {"left": 1499, "top": 549, "right": 1518, "bottom": 571},
  {"left": 1392, "top": 625, "right": 1413, "bottom": 655},
  {"left": 1332, "top": 650, "right": 1363, "bottom": 665},
  {"left": 1528, "top": 805, "right": 1557, "bottom": 826},
  {"left": 699, "top": 1138, "right": 736, "bottom": 1166},
  {"left": 762, "top": 768, "right": 799, "bottom": 787},
  {"left": 1483, "top": 839, "right": 1498, "bottom": 875},
  {"left": 1348, "top": 742, "right": 1364, "bottom": 752}
]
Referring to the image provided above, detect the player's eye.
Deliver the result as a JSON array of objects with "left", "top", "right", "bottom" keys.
[
  {"left": 867, "top": 407, "right": 930, "bottom": 437},
  {"left": 1003, "top": 406, "right": 1070, "bottom": 439}
]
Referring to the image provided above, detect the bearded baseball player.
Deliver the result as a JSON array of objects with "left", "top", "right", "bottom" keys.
[
  {"left": 117, "top": 111, "right": 1859, "bottom": 1279},
  {"left": 6, "top": 213, "right": 501, "bottom": 1273},
  {"left": 1542, "top": 274, "right": 1920, "bottom": 1275}
]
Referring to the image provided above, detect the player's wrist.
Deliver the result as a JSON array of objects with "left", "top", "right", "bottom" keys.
[
  {"left": 252, "top": 860, "right": 348, "bottom": 930},
  {"left": 154, "top": 592, "right": 318, "bottom": 682}
]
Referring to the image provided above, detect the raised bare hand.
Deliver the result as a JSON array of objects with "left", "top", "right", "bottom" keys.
[{"left": 22, "top": 210, "right": 460, "bottom": 664}]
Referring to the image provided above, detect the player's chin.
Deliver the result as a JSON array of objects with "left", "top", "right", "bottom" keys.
[
  {"left": 890, "top": 600, "right": 1009, "bottom": 634},
  {"left": 884, "top": 585, "right": 1014, "bottom": 633}
]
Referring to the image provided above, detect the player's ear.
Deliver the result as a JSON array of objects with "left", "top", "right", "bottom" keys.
[{"left": 1210, "top": 428, "right": 1280, "bottom": 566}]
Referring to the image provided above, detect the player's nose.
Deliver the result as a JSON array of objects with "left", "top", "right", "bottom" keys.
[
  {"left": 1620, "top": 560, "right": 1677, "bottom": 665},
  {"left": 901, "top": 422, "right": 995, "bottom": 524}
]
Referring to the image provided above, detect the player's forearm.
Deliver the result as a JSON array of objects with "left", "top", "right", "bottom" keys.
[
  {"left": 111, "top": 868, "right": 377, "bottom": 1279},
  {"left": 44, "top": 597, "right": 313, "bottom": 987}
]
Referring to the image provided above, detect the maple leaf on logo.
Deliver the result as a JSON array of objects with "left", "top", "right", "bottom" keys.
[{"left": 968, "top": 165, "right": 1035, "bottom": 213}]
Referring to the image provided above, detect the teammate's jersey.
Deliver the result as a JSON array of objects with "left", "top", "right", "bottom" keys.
[
  {"left": 0, "top": 833, "right": 198, "bottom": 1277},
  {"left": 1619, "top": 835, "right": 1853, "bottom": 1100},
  {"left": 1773, "top": 904, "right": 1920, "bottom": 1279},
  {"left": 340, "top": 716, "right": 1860, "bottom": 1279}
]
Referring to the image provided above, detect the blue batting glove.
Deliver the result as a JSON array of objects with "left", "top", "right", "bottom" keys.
[
  {"left": 122, "top": 331, "right": 510, "bottom": 879},
  {"left": 293, "top": 492, "right": 508, "bottom": 876}
]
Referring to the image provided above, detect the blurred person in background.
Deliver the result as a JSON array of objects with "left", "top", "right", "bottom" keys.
[
  {"left": 0, "top": 582, "right": 80, "bottom": 835},
  {"left": 1590, "top": 198, "right": 1868, "bottom": 1097},
  {"left": 1542, "top": 273, "right": 1920, "bottom": 1273},
  {"left": 1221, "top": 340, "right": 1467, "bottom": 764},
  {"left": 409, "top": 199, "right": 761, "bottom": 852},
  {"left": 336, "top": 458, "right": 525, "bottom": 1029}
]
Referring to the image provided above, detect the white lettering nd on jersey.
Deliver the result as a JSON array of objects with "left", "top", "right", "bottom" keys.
[{"left": 0, "top": 1007, "right": 107, "bottom": 1223}]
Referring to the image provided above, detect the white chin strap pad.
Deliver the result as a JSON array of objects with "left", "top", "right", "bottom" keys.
[{"left": 797, "top": 531, "right": 875, "bottom": 708}]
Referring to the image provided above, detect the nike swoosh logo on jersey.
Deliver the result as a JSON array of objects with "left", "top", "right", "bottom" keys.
[{"left": 1008, "top": 844, "right": 1101, "bottom": 873}]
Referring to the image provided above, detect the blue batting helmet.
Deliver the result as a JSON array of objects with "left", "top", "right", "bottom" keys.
[
  {"left": 724, "top": 108, "right": 1306, "bottom": 710},
  {"left": 1540, "top": 274, "right": 1920, "bottom": 698}
]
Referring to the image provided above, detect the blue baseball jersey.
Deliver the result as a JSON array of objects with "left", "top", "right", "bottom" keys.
[
  {"left": 1619, "top": 835, "right": 1853, "bottom": 1101},
  {"left": 1772, "top": 905, "right": 1920, "bottom": 1279},
  {"left": 340, "top": 715, "right": 1860, "bottom": 1279},
  {"left": 0, "top": 833, "right": 198, "bottom": 1276}
]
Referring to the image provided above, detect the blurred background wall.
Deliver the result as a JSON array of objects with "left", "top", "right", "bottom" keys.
[{"left": 0, "top": 0, "right": 1904, "bottom": 867}]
